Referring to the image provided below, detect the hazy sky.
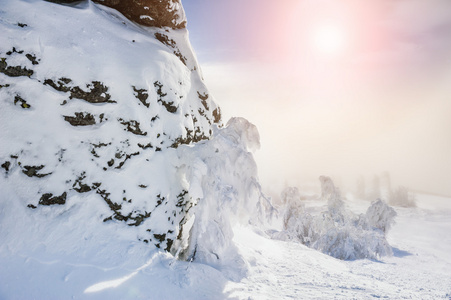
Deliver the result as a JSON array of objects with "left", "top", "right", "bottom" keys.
[{"left": 183, "top": 0, "right": 451, "bottom": 196}]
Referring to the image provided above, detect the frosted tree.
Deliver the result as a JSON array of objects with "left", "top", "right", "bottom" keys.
[
  {"left": 365, "top": 199, "right": 397, "bottom": 233},
  {"left": 281, "top": 187, "right": 304, "bottom": 230},
  {"left": 319, "top": 175, "right": 337, "bottom": 201},
  {"left": 275, "top": 176, "right": 397, "bottom": 260},
  {"left": 389, "top": 186, "right": 416, "bottom": 207},
  {"left": 356, "top": 175, "right": 366, "bottom": 200},
  {"left": 381, "top": 171, "right": 392, "bottom": 198},
  {"left": 370, "top": 175, "right": 381, "bottom": 200}
]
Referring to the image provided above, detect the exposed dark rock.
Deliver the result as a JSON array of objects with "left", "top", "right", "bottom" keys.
[
  {"left": 165, "top": 238, "right": 174, "bottom": 252},
  {"left": 46, "top": 78, "right": 114, "bottom": 104},
  {"left": 25, "top": 54, "right": 39, "bottom": 65},
  {"left": 14, "top": 95, "right": 31, "bottom": 109},
  {"left": 115, "top": 151, "right": 140, "bottom": 169},
  {"left": 72, "top": 172, "right": 94, "bottom": 193},
  {"left": 69, "top": 81, "right": 115, "bottom": 104},
  {"left": 138, "top": 142, "right": 153, "bottom": 150},
  {"left": 97, "top": 189, "right": 122, "bottom": 211},
  {"left": 91, "top": 142, "right": 110, "bottom": 150},
  {"left": 118, "top": 119, "right": 147, "bottom": 136},
  {"left": 44, "top": 78, "right": 71, "bottom": 92},
  {"left": 91, "top": 0, "right": 186, "bottom": 29},
  {"left": 27, "top": 204, "right": 37, "bottom": 209},
  {"left": 74, "top": 183, "right": 91, "bottom": 193},
  {"left": 0, "top": 84, "right": 10, "bottom": 89},
  {"left": 155, "top": 194, "right": 168, "bottom": 208},
  {"left": 212, "top": 108, "right": 221, "bottom": 124},
  {"left": 128, "top": 211, "right": 151, "bottom": 226},
  {"left": 0, "top": 58, "right": 33, "bottom": 77},
  {"left": 1, "top": 161, "right": 11, "bottom": 172},
  {"left": 22, "top": 165, "right": 51, "bottom": 178},
  {"left": 175, "top": 190, "right": 189, "bottom": 207},
  {"left": 64, "top": 112, "right": 96, "bottom": 126},
  {"left": 132, "top": 86, "right": 150, "bottom": 108},
  {"left": 17, "top": 23, "right": 27, "bottom": 28},
  {"left": 6, "top": 47, "right": 24, "bottom": 55},
  {"left": 39, "top": 192, "right": 67, "bottom": 205},
  {"left": 197, "top": 91, "right": 209, "bottom": 110},
  {"left": 170, "top": 124, "right": 209, "bottom": 148},
  {"left": 99, "top": 188, "right": 152, "bottom": 226},
  {"left": 154, "top": 33, "right": 187, "bottom": 65},
  {"left": 154, "top": 81, "right": 177, "bottom": 113},
  {"left": 153, "top": 233, "right": 166, "bottom": 243}
]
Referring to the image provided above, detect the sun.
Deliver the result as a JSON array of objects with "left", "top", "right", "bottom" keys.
[{"left": 312, "top": 24, "right": 346, "bottom": 55}]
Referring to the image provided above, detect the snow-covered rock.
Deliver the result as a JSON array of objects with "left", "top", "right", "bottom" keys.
[{"left": 0, "top": 0, "right": 270, "bottom": 269}]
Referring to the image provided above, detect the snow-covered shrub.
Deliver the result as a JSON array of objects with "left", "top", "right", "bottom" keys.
[
  {"left": 365, "top": 199, "right": 397, "bottom": 233},
  {"left": 280, "top": 187, "right": 304, "bottom": 229},
  {"left": 389, "top": 186, "right": 416, "bottom": 207},
  {"left": 327, "top": 187, "right": 346, "bottom": 221},
  {"left": 275, "top": 176, "right": 397, "bottom": 260},
  {"left": 312, "top": 223, "right": 393, "bottom": 260}
]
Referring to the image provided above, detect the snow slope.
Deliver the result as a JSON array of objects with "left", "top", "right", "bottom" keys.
[{"left": 0, "top": 193, "right": 449, "bottom": 299}]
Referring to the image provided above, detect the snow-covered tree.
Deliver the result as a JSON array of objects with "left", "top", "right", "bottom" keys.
[
  {"left": 356, "top": 175, "right": 366, "bottom": 200},
  {"left": 389, "top": 186, "right": 416, "bottom": 207},
  {"left": 370, "top": 175, "right": 381, "bottom": 200},
  {"left": 365, "top": 199, "right": 397, "bottom": 233},
  {"left": 275, "top": 176, "right": 397, "bottom": 260},
  {"left": 319, "top": 175, "right": 337, "bottom": 201}
]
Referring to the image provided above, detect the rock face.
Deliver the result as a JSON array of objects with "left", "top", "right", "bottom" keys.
[
  {"left": 92, "top": 0, "right": 186, "bottom": 29},
  {"left": 0, "top": 0, "right": 222, "bottom": 255}
]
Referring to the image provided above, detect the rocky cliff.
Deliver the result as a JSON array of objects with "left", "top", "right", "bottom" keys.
[
  {"left": 0, "top": 0, "right": 222, "bottom": 254},
  {"left": 0, "top": 0, "right": 271, "bottom": 270}
]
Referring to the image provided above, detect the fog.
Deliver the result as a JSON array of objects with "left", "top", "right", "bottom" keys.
[
  {"left": 184, "top": 0, "right": 451, "bottom": 197},
  {"left": 201, "top": 63, "right": 451, "bottom": 197}
]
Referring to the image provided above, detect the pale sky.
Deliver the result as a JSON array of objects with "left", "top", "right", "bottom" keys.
[{"left": 183, "top": 0, "right": 451, "bottom": 197}]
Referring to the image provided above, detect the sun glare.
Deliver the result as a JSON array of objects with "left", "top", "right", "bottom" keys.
[{"left": 312, "top": 24, "right": 346, "bottom": 55}]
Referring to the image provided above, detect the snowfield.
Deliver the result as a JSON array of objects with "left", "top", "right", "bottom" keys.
[{"left": 1, "top": 193, "right": 450, "bottom": 299}]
